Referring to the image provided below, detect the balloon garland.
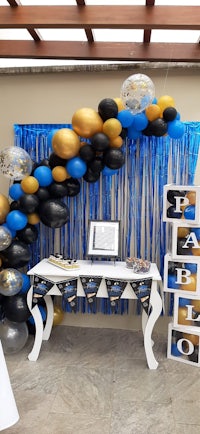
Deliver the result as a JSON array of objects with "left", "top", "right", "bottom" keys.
[{"left": 0, "top": 73, "right": 186, "bottom": 352}]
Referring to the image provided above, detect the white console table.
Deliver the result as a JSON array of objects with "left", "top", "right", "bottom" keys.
[{"left": 27, "top": 259, "right": 163, "bottom": 369}]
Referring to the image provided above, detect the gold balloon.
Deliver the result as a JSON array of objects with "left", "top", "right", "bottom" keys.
[
  {"left": 192, "top": 241, "right": 200, "bottom": 256},
  {"left": 72, "top": 108, "right": 103, "bottom": 139},
  {"left": 191, "top": 298, "right": 200, "bottom": 313},
  {"left": 180, "top": 274, "right": 197, "bottom": 292},
  {"left": 183, "top": 333, "right": 199, "bottom": 347},
  {"left": 113, "top": 97, "right": 124, "bottom": 112},
  {"left": 102, "top": 118, "right": 122, "bottom": 139},
  {"left": 145, "top": 104, "right": 161, "bottom": 121},
  {"left": 186, "top": 191, "right": 196, "bottom": 206},
  {"left": 21, "top": 176, "right": 39, "bottom": 194},
  {"left": 157, "top": 95, "right": 175, "bottom": 115},
  {"left": 110, "top": 136, "right": 123, "bottom": 148},
  {"left": 52, "top": 128, "right": 80, "bottom": 159},
  {"left": 178, "top": 306, "right": 193, "bottom": 326},
  {"left": 27, "top": 213, "right": 40, "bottom": 225},
  {"left": 52, "top": 166, "right": 70, "bottom": 182},
  {"left": 53, "top": 305, "right": 64, "bottom": 326},
  {"left": 0, "top": 194, "right": 10, "bottom": 224},
  {"left": 177, "top": 226, "right": 189, "bottom": 238}
]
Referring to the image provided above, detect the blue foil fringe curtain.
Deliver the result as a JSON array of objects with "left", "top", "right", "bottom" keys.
[{"left": 14, "top": 122, "right": 200, "bottom": 315}]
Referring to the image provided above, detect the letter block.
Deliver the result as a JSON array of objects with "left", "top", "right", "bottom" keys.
[
  {"left": 174, "top": 293, "right": 200, "bottom": 333},
  {"left": 167, "top": 323, "right": 200, "bottom": 367},
  {"left": 164, "top": 253, "right": 200, "bottom": 296},
  {"left": 171, "top": 222, "right": 200, "bottom": 260},
  {"left": 163, "top": 184, "right": 200, "bottom": 224}
]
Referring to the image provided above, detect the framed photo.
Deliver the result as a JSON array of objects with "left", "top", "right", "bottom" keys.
[{"left": 87, "top": 220, "right": 120, "bottom": 258}]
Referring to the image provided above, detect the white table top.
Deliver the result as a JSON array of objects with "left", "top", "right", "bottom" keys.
[{"left": 28, "top": 259, "right": 162, "bottom": 281}]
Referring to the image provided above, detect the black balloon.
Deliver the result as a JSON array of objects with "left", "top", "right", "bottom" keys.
[
  {"left": 91, "top": 133, "right": 110, "bottom": 152},
  {"left": 39, "top": 158, "right": 50, "bottom": 167},
  {"left": 177, "top": 238, "right": 190, "bottom": 256},
  {"left": 10, "top": 200, "right": 20, "bottom": 211},
  {"left": 1, "top": 240, "right": 31, "bottom": 268},
  {"left": 88, "top": 157, "right": 104, "bottom": 173},
  {"left": 120, "top": 128, "right": 128, "bottom": 140},
  {"left": 167, "top": 190, "right": 185, "bottom": 205},
  {"left": 98, "top": 98, "right": 118, "bottom": 121},
  {"left": 142, "top": 123, "right": 153, "bottom": 137},
  {"left": 83, "top": 168, "right": 101, "bottom": 183},
  {"left": 167, "top": 205, "right": 182, "bottom": 219},
  {"left": 4, "top": 294, "right": 31, "bottom": 323},
  {"left": 36, "top": 187, "right": 50, "bottom": 202},
  {"left": 163, "top": 107, "right": 177, "bottom": 122},
  {"left": 65, "top": 178, "right": 81, "bottom": 197},
  {"left": 19, "top": 194, "right": 39, "bottom": 214},
  {"left": 49, "top": 152, "right": 67, "bottom": 168},
  {"left": 48, "top": 181, "right": 69, "bottom": 198},
  {"left": 17, "top": 224, "right": 38, "bottom": 244},
  {"left": 39, "top": 199, "right": 69, "bottom": 228},
  {"left": 79, "top": 144, "right": 95, "bottom": 163},
  {"left": 149, "top": 118, "right": 168, "bottom": 137},
  {"left": 103, "top": 148, "right": 125, "bottom": 170}
]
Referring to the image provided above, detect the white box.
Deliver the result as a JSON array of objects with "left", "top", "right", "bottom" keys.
[
  {"left": 167, "top": 322, "right": 200, "bottom": 367},
  {"left": 163, "top": 184, "right": 200, "bottom": 224},
  {"left": 171, "top": 222, "right": 200, "bottom": 260},
  {"left": 174, "top": 293, "right": 200, "bottom": 333},
  {"left": 163, "top": 253, "right": 200, "bottom": 295}
]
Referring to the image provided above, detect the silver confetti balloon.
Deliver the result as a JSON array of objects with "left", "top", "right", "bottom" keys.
[
  {"left": 0, "top": 226, "right": 12, "bottom": 251},
  {"left": 120, "top": 73, "right": 155, "bottom": 115},
  {"left": 0, "top": 268, "right": 23, "bottom": 296},
  {"left": 0, "top": 146, "right": 33, "bottom": 180}
]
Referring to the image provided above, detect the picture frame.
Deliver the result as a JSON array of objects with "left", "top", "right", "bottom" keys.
[{"left": 87, "top": 220, "right": 120, "bottom": 258}]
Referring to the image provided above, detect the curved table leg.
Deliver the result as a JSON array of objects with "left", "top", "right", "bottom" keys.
[
  {"left": 27, "top": 286, "right": 44, "bottom": 362},
  {"left": 42, "top": 295, "right": 54, "bottom": 340},
  {"left": 143, "top": 281, "right": 163, "bottom": 369}
]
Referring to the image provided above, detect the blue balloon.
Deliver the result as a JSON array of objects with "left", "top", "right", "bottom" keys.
[
  {"left": 132, "top": 112, "right": 148, "bottom": 131},
  {"left": 171, "top": 343, "right": 182, "bottom": 357},
  {"left": 184, "top": 263, "right": 197, "bottom": 274},
  {"left": 168, "top": 274, "right": 180, "bottom": 290},
  {"left": 34, "top": 166, "right": 53, "bottom": 187},
  {"left": 184, "top": 205, "right": 195, "bottom": 220},
  {"left": 102, "top": 166, "right": 119, "bottom": 176},
  {"left": 117, "top": 110, "right": 134, "bottom": 128},
  {"left": 19, "top": 273, "right": 31, "bottom": 294},
  {"left": 127, "top": 124, "right": 142, "bottom": 140},
  {"left": 179, "top": 297, "right": 191, "bottom": 307},
  {"left": 9, "top": 183, "right": 23, "bottom": 201},
  {"left": 66, "top": 157, "right": 87, "bottom": 179},
  {"left": 167, "top": 120, "right": 185, "bottom": 139},
  {"left": 192, "top": 227, "right": 200, "bottom": 239},
  {"left": 6, "top": 210, "right": 28, "bottom": 231}
]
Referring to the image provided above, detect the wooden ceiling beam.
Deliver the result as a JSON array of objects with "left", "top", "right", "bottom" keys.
[
  {"left": 0, "top": 40, "right": 199, "bottom": 63},
  {"left": 0, "top": 6, "right": 199, "bottom": 30}
]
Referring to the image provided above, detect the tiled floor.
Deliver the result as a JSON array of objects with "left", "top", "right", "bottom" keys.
[{"left": 2, "top": 324, "right": 200, "bottom": 434}]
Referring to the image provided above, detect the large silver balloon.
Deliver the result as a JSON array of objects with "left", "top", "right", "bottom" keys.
[
  {"left": 120, "top": 73, "right": 155, "bottom": 115},
  {"left": 0, "top": 318, "right": 29, "bottom": 354},
  {"left": 0, "top": 225, "right": 12, "bottom": 251},
  {"left": 0, "top": 146, "right": 32, "bottom": 180},
  {"left": 0, "top": 268, "right": 23, "bottom": 296}
]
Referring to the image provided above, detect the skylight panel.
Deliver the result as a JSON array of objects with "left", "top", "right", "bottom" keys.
[
  {"left": 93, "top": 29, "right": 143, "bottom": 42},
  {"left": 151, "top": 29, "right": 200, "bottom": 44},
  {"left": 38, "top": 29, "right": 87, "bottom": 42}
]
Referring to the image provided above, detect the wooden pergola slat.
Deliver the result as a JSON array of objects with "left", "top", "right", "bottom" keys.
[
  {"left": 0, "top": 40, "right": 199, "bottom": 63},
  {"left": 0, "top": 6, "right": 199, "bottom": 30}
]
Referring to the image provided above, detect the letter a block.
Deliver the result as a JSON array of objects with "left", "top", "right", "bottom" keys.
[
  {"left": 163, "top": 184, "right": 200, "bottom": 224},
  {"left": 171, "top": 222, "right": 200, "bottom": 260},
  {"left": 168, "top": 323, "right": 200, "bottom": 367}
]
